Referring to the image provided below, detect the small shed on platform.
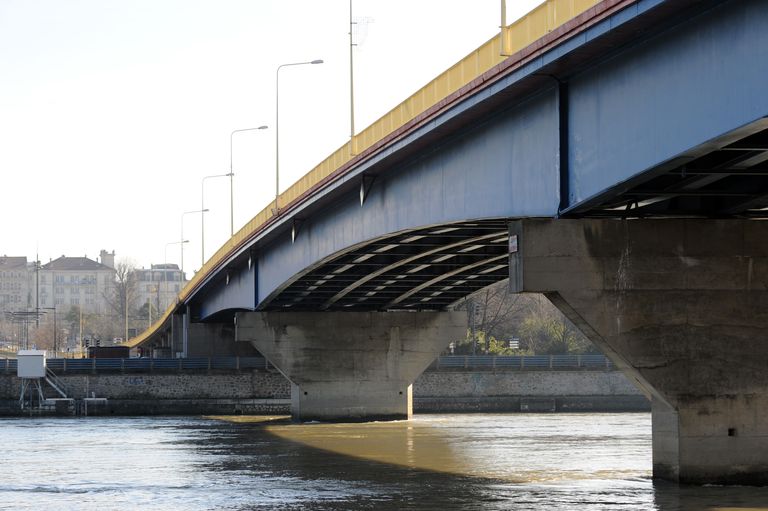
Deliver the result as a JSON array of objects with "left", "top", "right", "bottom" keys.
[{"left": 17, "top": 350, "right": 46, "bottom": 378}]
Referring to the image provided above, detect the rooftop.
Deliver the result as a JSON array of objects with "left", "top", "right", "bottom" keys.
[
  {"left": 42, "top": 256, "right": 113, "bottom": 272},
  {"left": 0, "top": 256, "right": 28, "bottom": 270}
]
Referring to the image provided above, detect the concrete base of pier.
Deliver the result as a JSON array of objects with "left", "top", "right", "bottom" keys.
[
  {"left": 512, "top": 219, "right": 768, "bottom": 484},
  {"left": 235, "top": 311, "right": 464, "bottom": 422}
]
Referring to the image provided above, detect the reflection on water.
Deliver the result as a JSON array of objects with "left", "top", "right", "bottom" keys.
[{"left": 0, "top": 413, "right": 767, "bottom": 510}]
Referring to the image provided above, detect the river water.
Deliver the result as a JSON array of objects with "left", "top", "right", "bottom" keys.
[{"left": 1, "top": 413, "right": 768, "bottom": 510}]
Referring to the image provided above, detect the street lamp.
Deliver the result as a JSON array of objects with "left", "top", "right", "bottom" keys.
[
  {"left": 230, "top": 125, "right": 268, "bottom": 236},
  {"left": 275, "top": 59, "right": 323, "bottom": 215},
  {"left": 181, "top": 209, "right": 207, "bottom": 277},
  {"left": 349, "top": 0, "right": 356, "bottom": 142},
  {"left": 165, "top": 240, "right": 189, "bottom": 310}
]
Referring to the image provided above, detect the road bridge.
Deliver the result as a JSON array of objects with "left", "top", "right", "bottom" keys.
[{"left": 128, "top": 0, "right": 768, "bottom": 483}]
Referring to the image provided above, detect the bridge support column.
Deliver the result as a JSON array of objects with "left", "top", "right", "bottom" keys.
[
  {"left": 235, "top": 311, "right": 464, "bottom": 422},
  {"left": 512, "top": 219, "right": 768, "bottom": 484},
  {"left": 184, "top": 321, "right": 258, "bottom": 358}
]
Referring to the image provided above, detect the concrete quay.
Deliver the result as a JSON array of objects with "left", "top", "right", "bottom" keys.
[{"left": 0, "top": 365, "right": 647, "bottom": 416}]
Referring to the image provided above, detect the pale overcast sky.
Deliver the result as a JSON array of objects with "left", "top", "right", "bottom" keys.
[{"left": 0, "top": 0, "right": 542, "bottom": 274}]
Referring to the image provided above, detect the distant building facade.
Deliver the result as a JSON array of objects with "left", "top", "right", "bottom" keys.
[
  {"left": 1, "top": 250, "right": 188, "bottom": 345},
  {"left": 38, "top": 251, "right": 117, "bottom": 315},
  {"left": 0, "top": 256, "right": 31, "bottom": 310},
  {"left": 1, "top": 251, "right": 118, "bottom": 349},
  {"left": 134, "top": 263, "right": 187, "bottom": 314}
]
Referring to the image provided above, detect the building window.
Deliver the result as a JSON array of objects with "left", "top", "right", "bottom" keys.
[{"left": 70, "top": 298, "right": 79, "bottom": 305}]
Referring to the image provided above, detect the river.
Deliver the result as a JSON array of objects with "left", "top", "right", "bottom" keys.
[{"left": 1, "top": 413, "right": 768, "bottom": 510}]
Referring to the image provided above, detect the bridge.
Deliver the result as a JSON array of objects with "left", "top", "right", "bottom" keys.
[{"left": 128, "top": 0, "right": 768, "bottom": 484}]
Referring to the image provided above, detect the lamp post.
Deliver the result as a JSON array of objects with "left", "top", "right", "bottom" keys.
[
  {"left": 349, "top": 0, "right": 355, "bottom": 142},
  {"left": 181, "top": 209, "right": 207, "bottom": 277},
  {"left": 165, "top": 240, "right": 189, "bottom": 310},
  {"left": 275, "top": 59, "right": 323, "bottom": 215},
  {"left": 147, "top": 266, "right": 152, "bottom": 328},
  {"left": 146, "top": 293, "right": 152, "bottom": 329},
  {"left": 201, "top": 174, "right": 230, "bottom": 267},
  {"left": 230, "top": 125, "right": 268, "bottom": 236}
]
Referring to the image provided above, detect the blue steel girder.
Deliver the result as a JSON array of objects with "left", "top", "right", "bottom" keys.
[
  {"left": 192, "top": 256, "right": 257, "bottom": 322},
  {"left": 187, "top": 0, "right": 768, "bottom": 320},
  {"left": 254, "top": 89, "right": 559, "bottom": 310},
  {"left": 563, "top": 0, "right": 768, "bottom": 217}
]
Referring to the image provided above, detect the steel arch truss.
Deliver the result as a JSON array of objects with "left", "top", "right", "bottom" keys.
[{"left": 263, "top": 220, "right": 510, "bottom": 311}]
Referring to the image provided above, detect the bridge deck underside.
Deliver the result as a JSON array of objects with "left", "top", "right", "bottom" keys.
[
  {"left": 266, "top": 220, "right": 509, "bottom": 311},
  {"left": 569, "top": 115, "right": 768, "bottom": 219}
]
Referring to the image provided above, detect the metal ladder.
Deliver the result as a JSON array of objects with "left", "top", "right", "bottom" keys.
[{"left": 44, "top": 367, "right": 69, "bottom": 398}]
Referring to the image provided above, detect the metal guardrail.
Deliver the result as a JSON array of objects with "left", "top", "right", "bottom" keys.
[
  {"left": 430, "top": 354, "right": 614, "bottom": 371},
  {"left": 1, "top": 355, "right": 613, "bottom": 375},
  {"left": 1, "top": 357, "right": 272, "bottom": 374}
]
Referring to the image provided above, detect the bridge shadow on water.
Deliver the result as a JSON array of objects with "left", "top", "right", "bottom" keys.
[
  {"left": 163, "top": 414, "right": 768, "bottom": 510},
  {"left": 192, "top": 415, "right": 518, "bottom": 510}
]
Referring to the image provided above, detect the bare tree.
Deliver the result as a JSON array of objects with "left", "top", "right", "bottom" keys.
[
  {"left": 456, "top": 280, "right": 529, "bottom": 354},
  {"left": 452, "top": 283, "right": 597, "bottom": 355},
  {"left": 518, "top": 294, "right": 594, "bottom": 354},
  {"left": 103, "top": 259, "right": 139, "bottom": 340},
  {"left": 29, "top": 320, "right": 54, "bottom": 350}
]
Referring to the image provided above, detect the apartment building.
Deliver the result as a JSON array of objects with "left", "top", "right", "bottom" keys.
[
  {"left": 0, "top": 256, "right": 31, "bottom": 310},
  {"left": 134, "top": 263, "right": 187, "bottom": 314},
  {"left": 38, "top": 251, "right": 117, "bottom": 315}
]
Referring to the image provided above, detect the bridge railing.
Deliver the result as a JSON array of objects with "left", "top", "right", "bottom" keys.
[
  {"left": 430, "top": 354, "right": 614, "bottom": 371},
  {"left": 1, "top": 355, "right": 613, "bottom": 375},
  {"left": 0, "top": 357, "right": 273, "bottom": 374}
]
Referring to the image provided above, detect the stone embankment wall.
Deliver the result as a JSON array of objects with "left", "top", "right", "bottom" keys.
[
  {"left": 0, "top": 369, "right": 648, "bottom": 416},
  {"left": 414, "top": 371, "right": 648, "bottom": 413}
]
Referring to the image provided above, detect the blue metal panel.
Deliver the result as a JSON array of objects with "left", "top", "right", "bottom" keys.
[
  {"left": 196, "top": 263, "right": 256, "bottom": 319},
  {"left": 568, "top": 0, "right": 768, "bottom": 205},
  {"left": 257, "top": 91, "right": 560, "bottom": 302}
]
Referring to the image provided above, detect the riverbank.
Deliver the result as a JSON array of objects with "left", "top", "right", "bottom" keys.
[{"left": 0, "top": 366, "right": 648, "bottom": 416}]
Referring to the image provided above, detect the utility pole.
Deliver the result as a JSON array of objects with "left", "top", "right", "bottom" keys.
[
  {"left": 35, "top": 253, "right": 40, "bottom": 327},
  {"left": 349, "top": 0, "right": 356, "bottom": 143}
]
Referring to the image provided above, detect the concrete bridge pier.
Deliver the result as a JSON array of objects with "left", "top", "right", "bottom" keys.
[
  {"left": 235, "top": 311, "right": 464, "bottom": 422},
  {"left": 184, "top": 321, "right": 258, "bottom": 358},
  {"left": 512, "top": 218, "right": 768, "bottom": 484}
]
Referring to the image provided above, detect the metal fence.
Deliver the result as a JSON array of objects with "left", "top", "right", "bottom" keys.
[
  {"left": 1, "top": 354, "right": 614, "bottom": 375},
  {"left": 430, "top": 354, "right": 614, "bottom": 371},
  {"left": 1, "top": 357, "right": 272, "bottom": 374}
]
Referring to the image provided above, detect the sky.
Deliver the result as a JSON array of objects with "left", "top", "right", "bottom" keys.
[{"left": 0, "top": 0, "right": 543, "bottom": 275}]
